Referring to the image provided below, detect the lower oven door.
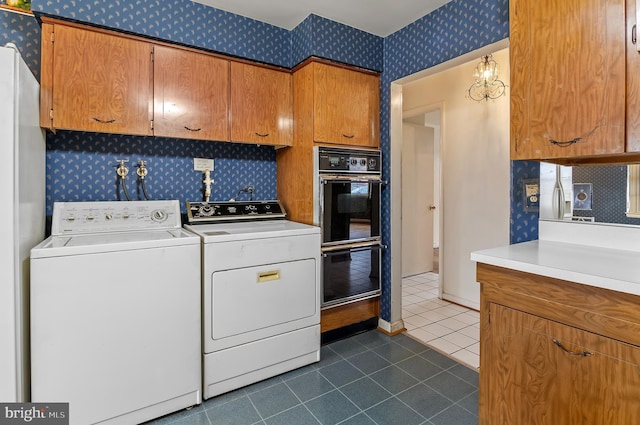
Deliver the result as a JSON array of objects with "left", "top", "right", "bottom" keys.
[{"left": 322, "top": 242, "right": 382, "bottom": 308}]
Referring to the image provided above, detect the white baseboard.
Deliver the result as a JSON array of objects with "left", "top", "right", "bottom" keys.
[{"left": 378, "top": 318, "right": 405, "bottom": 334}]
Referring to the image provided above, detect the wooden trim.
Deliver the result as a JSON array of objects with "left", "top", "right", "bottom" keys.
[
  {"left": 540, "top": 152, "right": 640, "bottom": 166},
  {"left": 292, "top": 56, "right": 381, "bottom": 76},
  {"left": 0, "top": 4, "right": 33, "bottom": 16},
  {"left": 39, "top": 22, "right": 54, "bottom": 129},
  {"left": 39, "top": 16, "right": 291, "bottom": 73},
  {"left": 320, "top": 297, "right": 379, "bottom": 332}
]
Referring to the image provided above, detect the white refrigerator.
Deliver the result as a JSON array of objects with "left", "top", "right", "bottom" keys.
[{"left": 0, "top": 44, "right": 46, "bottom": 402}]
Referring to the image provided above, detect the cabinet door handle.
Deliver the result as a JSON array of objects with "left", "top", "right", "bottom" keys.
[
  {"left": 255, "top": 132, "right": 269, "bottom": 137},
  {"left": 633, "top": 24, "right": 638, "bottom": 46},
  {"left": 342, "top": 133, "right": 355, "bottom": 139},
  {"left": 184, "top": 126, "right": 202, "bottom": 132},
  {"left": 92, "top": 117, "right": 116, "bottom": 124},
  {"left": 549, "top": 137, "right": 581, "bottom": 147},
  {"left": 552, "top": 338, "right": 592, "bottom": 357}
]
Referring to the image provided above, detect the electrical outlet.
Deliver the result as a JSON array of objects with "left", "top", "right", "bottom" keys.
[{"left": 194, "top": 158, "right": 214, "bottom": 172}]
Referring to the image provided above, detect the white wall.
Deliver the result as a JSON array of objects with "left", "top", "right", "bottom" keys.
[{"left": 401, "top": 48, "right": 511, "bottom": 309}]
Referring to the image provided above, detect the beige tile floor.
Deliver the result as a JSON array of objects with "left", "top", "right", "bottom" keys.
[{"left": 402, "top": 272, "right": 480, "bottom": 369}]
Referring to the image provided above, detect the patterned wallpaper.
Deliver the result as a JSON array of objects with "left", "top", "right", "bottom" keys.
[
  {"left": 572, "top": 165, "right": 640, "bottom": 225},
  {"left": 378, "top": 0, "right": 510, "bottom": 321},
  {"left": 0, "top": 10, "right": 40, "bottom": 79},
  {"left": 46, "top": 132, "right": 276, "bottom": 215},
  {"left": 291, "top": 14, "right": 383, "bottom": 71},
  {"left": 511, "top": 161, "right": 540, "bottom": 243}
]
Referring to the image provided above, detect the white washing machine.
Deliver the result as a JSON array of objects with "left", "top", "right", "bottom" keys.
[
  {"left": 30, "top": 200, "right": 201, "bottom": 425},
  {"left": 185, "top": 200, "right": 321, "bottom": 399}
]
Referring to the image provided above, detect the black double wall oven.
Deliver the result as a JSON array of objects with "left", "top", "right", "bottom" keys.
[{"left": 315, "top": 147, "right": 384, "bottom": 308}]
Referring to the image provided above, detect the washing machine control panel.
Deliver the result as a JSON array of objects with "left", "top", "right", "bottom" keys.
[{"left": 51, "top": 200, "right": 181, "bottom": 235}]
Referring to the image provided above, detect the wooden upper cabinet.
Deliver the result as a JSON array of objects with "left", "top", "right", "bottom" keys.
[
  {"left": 510, "top": 0, "right": 627, "bottom": 161},
  {"left": 293, "top": 60, "right": 379, "bottom": 148},
  {"left": 40, "top": 23, "right": 153, "bottom": 136},
  {"left": 153, "top": 46, "right": 230, "bottom": 142},
  {"left": 230, "top": 62, "right": 292, "bottom": 146},
  {"left": 626, "top": 0, "right": 640, "bottom": 152},
  {"left": 313, "top": 62, "right": 380, "bottom": 147}
]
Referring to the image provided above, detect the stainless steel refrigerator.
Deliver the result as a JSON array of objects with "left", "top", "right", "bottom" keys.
[
  {"left": 0, "top": 43, "right": 46, "bottom": 402},
  {"left": 540, "top": 162, "right": 573, "bottom": 221}
]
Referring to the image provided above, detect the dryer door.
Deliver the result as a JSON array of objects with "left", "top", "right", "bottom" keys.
[{"left": 206, "top": 259, "right": 319, "bottom": 352}]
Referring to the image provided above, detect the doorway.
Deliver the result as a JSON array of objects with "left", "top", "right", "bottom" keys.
[
  {"left": 390, "top": 41, "right": 511, "bottom": 369},
  {"left": 401, "top": 105, "right": 442, "bottom": 277}
]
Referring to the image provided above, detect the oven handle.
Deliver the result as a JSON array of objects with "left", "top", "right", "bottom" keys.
[
  {"left": 320, "top": 176, "right": 387, "bottom": 185},
  {"left": 322, "top": 241, "right": 387, "bottom": 255}
]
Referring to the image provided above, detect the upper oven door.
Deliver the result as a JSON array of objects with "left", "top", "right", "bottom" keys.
[{"left": 320, "top": 176, "right": 381, "bottom": 246}]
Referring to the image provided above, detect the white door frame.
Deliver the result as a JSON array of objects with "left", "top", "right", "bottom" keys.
[{"left": 380, "top": 39, "right": 510, "bottom": 334}]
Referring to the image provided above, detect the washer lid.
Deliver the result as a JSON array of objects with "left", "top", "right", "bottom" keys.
[
  {"left": 31, "top": 228, "right": 199, "bottom": 258},
  {"left": 184, "top": 220, "right": 320, "bottom": 243}
]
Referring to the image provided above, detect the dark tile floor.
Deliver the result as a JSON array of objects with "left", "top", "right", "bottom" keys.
[{"left": 146, "top": 331, "right": 478, "bottom": 425}]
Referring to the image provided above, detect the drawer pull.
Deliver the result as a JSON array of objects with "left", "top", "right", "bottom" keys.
[
  {"left": 255, "top": 132, "right": 269, "bottom": 137},
  {"left": 552, "top": 338, "right": 592, "bottom": 357},
  {"left": 184, "top": 126, "right": 202, "bottom": 132},
  {"left": 548, "top": 137, "right": 581, "bottom": 147},
  {"left": 92, "top": 117, "right": 116, "bottom": 124},
  {"left": 342, "top": 133, "right": 355, "bottom": 139},
  {"left": 257, "top": 270, "right": 280, "bottom": 283}
]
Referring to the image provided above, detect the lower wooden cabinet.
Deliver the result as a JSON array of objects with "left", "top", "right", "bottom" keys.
[
  {"left": 477, "top": 263, "right": 640, "bottom": 425},
  {"left": 485, "top": 304, "right": 640, "bottom": 424}
]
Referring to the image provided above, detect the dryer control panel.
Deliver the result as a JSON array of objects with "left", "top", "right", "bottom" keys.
[{"left": 51, "top": 200, "right": 182, "bottom": 235}]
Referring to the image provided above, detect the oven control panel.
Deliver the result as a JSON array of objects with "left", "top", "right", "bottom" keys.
[
  {"left": 317, "top": 147, "right": 381, "bottom": 174},
  {"left": 186, "top": 200, "right": 286, "bottom": 223}
]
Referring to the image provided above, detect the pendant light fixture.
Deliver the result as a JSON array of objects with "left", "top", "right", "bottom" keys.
[{"left": 467, "top": 54, "right": 506, "bottom": 102}]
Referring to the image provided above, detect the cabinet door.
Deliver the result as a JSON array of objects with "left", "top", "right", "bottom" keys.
[
  {"left": 49, "top": 25, "right": 153, "bottom": 136},
  {"left": 313, "top": 63, "right": 380, "bottom": 148},
  {"left": 153, "top": 46, "right": 230, "bottom": 142},
  {"left": 482, "top": 304, "right": 640, "bottom": 425},
  {"left": 626, "top": 0, "right": 640, "bottom": 152},
  {"left": 230, "top": 62, "right": 292, "bottom": 146},
  {"left": 510, "top": 0, "right": 626, "bottom": 160}
]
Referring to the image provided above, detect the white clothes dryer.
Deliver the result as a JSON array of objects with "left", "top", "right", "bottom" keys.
[
  {"left": 30, "top": 200, "right": 201, "bottom": 425},
  {"left": 185, "top": 200, "right": 321, "bottom": 399}
]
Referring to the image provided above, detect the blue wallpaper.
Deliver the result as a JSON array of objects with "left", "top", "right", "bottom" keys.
[
  {"left": 291, "top": 14, "right": 383, "bottom": 71},
  {"left": 572, "top": 165, "right": 640, "bottom": 225},
  {"left": 0, "top": 10, "right": 40, "bottom": 79},
  {"left": 379, "top": 0, "right": 510, "bottom": 321},
  {"left": 46, "top": 132, "right": 276, "bottom": 215},
  {"left": 511, "top": 161, "right": 540, "bottom": 243}
]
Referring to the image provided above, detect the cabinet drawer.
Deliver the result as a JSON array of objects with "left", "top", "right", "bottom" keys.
[{"left": 477, "top": 263, "right": 640, "bottom": 347}]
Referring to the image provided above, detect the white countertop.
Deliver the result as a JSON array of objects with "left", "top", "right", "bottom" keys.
[{"left": 471, "top": 240, "right": 640, "bottom": 297}]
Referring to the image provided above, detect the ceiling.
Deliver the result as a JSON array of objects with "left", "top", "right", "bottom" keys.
[{"left": 191, "top": 0, "right": 453, "bottom": 37}]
